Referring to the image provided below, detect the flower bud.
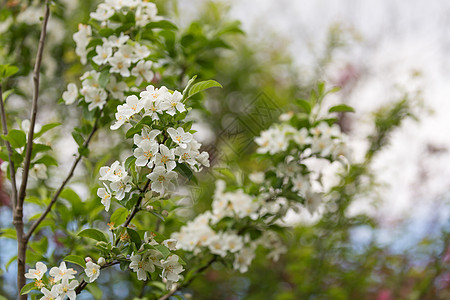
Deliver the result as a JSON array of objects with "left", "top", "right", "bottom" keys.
[
  {"left": 161, "top": 210, "right": 169, "bottom": 217},
  {"left": 97, "top": 257, "right": 106, "bottom": 266},
  {"left": 146, "top": 205, "right": 153, "bottom": 211},
  {"left": 85, "top": 257, "right": 92, "bottom": 262}
]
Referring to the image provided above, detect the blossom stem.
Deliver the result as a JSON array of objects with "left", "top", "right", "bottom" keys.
[
  {"left": 158, "top": 256, "right": 218, "bottom": 300},
  {"left": 75, "top": 261, "right": 120, "bottom": 294},
  {"left": 15, "top": 2, "right": 50, "bottom": 298}
]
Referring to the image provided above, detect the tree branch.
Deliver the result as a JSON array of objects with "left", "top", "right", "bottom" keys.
[
  {"left": 25, "top": 114, "right": 101, "bottom": 243},
  {"left": 15, "top": 2, "right": 50, "bottom": 298},
  {"left": 123, "top": 179, "right": 151, "bottom": 228},
  {"left": 0, "top": 84, "right": 18, "bottom": 211}
]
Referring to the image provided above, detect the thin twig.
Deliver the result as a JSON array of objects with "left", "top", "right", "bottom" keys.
[
  {"left": 158, "top": 256, "right": 218, "bottom": 300},
  {"left": 0, "top": 84, "right": 18, "bottom": 211},
  {"left": 123, "top": 179, "right": 151, "bottom": 228},
  {"left": 75, "top": 261, "right": 120, "bottom": 294},
  {"left": 17, "top": 0, "right": 50, "bottom": 207},
  {"left": 25, "top": 115, "right": 101, "bottom": 242},
  {"left": 15, "top": 2, "right": 50, "bottom": 298}
]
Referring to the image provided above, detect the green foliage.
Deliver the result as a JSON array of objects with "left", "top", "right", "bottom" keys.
[{"left": 78, "top": 229, "right": 108, "bottom": 243}]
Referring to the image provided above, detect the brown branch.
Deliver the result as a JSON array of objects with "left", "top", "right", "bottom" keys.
[
  {"left": 15, "top": 2, "right": 50, "bottom": 298},
  {"left": 25, "top": 115, "right": 101, "bottom": 243},
  {"left": 123, "top": 179, "right": 151, "bottom": 228},
  {"left": 0, "top": 84, "right": 18, "bottom": 210}
]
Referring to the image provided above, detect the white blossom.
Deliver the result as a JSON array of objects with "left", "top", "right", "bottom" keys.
[
  {"left": 49, "top": 262, "right": 77, "bottom": 282},
  {"left": 106, "top": 76, "right": 129, "bottom": 100},
  {"left": 147, "top": 166, "right": 177, "bottom": 195},
  {"left": 129, "top": 253, "right": 155, "bottom": 281},
  {"left": 90, "top": 3, "right": 114, "bottom": 21},
  {"left": 167, "top": 127, "right": 192, "bottom": 149},
  {"left": 93, "top": 44, "right": 113, "bottom": 65},
  {"left": 154, "top": 144, "right": 176, "bottom": 171},
  {"left": 131, "top": 60, "right": 154, "bottom": 86},
  {"left": 85, "top": 261, "right": 100, "bottom": 283},
  {"left": 55, "top": 277, "right": 79, "bottom": 300},
  {"left": 97, "top": 184, "right": 112, "bottom": 211},
  {"left": 134, "top": 139, "right": 159, "bottom": 168},
  {"left": 162, "top": 239, "right": 178, "bottom": 251},
  {"left": 160, "top": 91, "right": 185, "bottom": 116},
  {"left": 40, "top": 286, "right": 61, "bottom": 300},
  {"left": 62, "top": 83, "right": 78, "bottom": 105},
  {"left": 25, "top": 262, "right": 47, "bottom": 280},
  {"left": 109, "top": 52, "right": 131, "bottom": 77},
  {"left": 161, "top": 255, "right": 184, "bottom": 282}
]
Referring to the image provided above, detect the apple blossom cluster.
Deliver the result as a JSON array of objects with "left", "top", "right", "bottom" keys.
[
  {"left": 255, "top": 121, "right": 349, "bottom": 159},
  {"left": 255, "top": 118, "right": 351, "bottom": 214},
  {"left": 24, "top": 260, "right": 101, "bottom": 300},
  {"left": 171, "top": 180, "right": 288, "bottom": 273},
  {"left": 128, "top": 233, "right": 184, "bottom": 289},
  {"left": 96, "top": 84, "right": 209, "bottom": 211},
  {"left": 73, "top": 0, "right": 160, "bottom": 66},
  {"left": 62, "top": 0, "right": 165, "bottom": 109},
  {"left": 172, "top": 109, "right": 352, "bottom": 275}
]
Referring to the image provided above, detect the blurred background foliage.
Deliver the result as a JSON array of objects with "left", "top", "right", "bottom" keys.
[{"left": 0, "top": 0, "right": 448, "bottom": 299}]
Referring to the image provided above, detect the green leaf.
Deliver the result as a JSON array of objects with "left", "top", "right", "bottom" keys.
[
  {"left": 60, "top": 188, "right": 83, "bottom": 216},
  {"left": 187, "top": 80, "right": 222, "bottom": 99},
  {"left": 0, "top": 228, "right": 16, "bottom": 239},
  {"left": 174, "top": 163, "right": 195, "bottom": 183},
  {"left": 5, "top": 255, "right": 17, "bottom": 271},
  {"left": 20, "top": 282, "right": 37, "bottom": 295},
  {"left": 2, "top": 89, "right": 14, "bottom": 101},
  {"left": 110, "top": 207, "right": 128, "bottom": 226},
  {"left": 124, "top": 156, "right": 136, "bottom": 170},
  {"left": 182, "top": 75, "right": 197, "bottom": 96},
  {"left": 78, "top": 229, "right": 108, "bottom": 243},
  {"left": 72, "top": 131, "right": 84, "bottom": 146},
  {"left": 35, "top": 122, "right": 61, "bottom": 138},
  {"left": 215, "top": 167, "right": 236, "bottom": 182},
  {"left": 295, "top": 99, "right": 311, "bottom": 114},
  {"left": 34, "top": 155, "right": 58, "bottom": 167},
  {"left": 1, "top": 129, "right": 26, "bottom": 148},
  {"left": 64, "top": 255, "right": 86, "bottom": 268},
  {"left": 126, "top": 228, "right": 142, "bottom": 249},
  {"left": 99, "top": 68, "right": 110, "bottom": 88},
  {"left": 153, "top": 244, "right": 170, "bottom": 259},
  {"left": 328, "top": 104, "right": 355, "bottom": 113},
  {"left": 0, "top": 64, "right": 19, "bottom": 80},
  {"left": 31, "top": 143, "right": 52, "bottom": 159},
  {"left": 145, "top": 20, "right": 178, "bottom": 31}
]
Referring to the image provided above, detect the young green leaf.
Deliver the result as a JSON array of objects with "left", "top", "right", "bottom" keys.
[
  {"left": 186, "top": 80, "right": 222, "bottom": 100},
  {"left": 34, "top": 122, "right": 61, "bottom": 138},
  {"left": 1, "top": 129, "right": 26, "bottom": 148},
  {"left": 110, "top": 207, "right": 128, "bottom": 225},
  {"left": 78, "top": 229, "right": 108, "bottom": 243},
  {"left": 0, "top": 64, "right": 19, "bottom": 80},
  {"left": 64, "top": 255, "right": 86, "bottom": 268},
  {"left": 153, "top": 244, "right": 170, "bottom": 259},
  {"left": 328, "top": 104, "right": 355, "bottom": 113},
  {"left": 34, "top": 155, "right": 58, "bottom": 167},
  {"left": 145, "top": 20, "right": 178, "bottom": 31},
  {"left": 20, "top": 282, "right": 37, "bottom": 295},
  {"left": 295, "top": 99, "right": 312, "bottom": 114}
]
